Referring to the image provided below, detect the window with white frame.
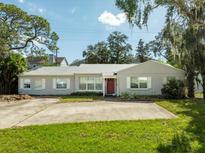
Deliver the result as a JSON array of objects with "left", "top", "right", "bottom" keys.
[
  {"left": 129, "top": 77, "right": 150, "bottom": 89},
  {"left": 131, "top": 77, "right": 138, "bottom": 88},
  {"left": 23, "top": 79, "right": 31, "bottom": 89},
  {"left": 87, "top": 77, "right": 95, "bottom": 90},
  {"left": 79, "top": 76, "right": 102, "bottom": 91},
  {"left": 79, "top": 77, "right": 87, "bottom": 90},
  {"left": 56, "top": 79, "right": 67, "bottom": 89},
  {"left": 34, "top": 79, "right": 45, "bottom": 90},
  {"left": 95, "top": 77, "right": 103, "bottom": 90},
  {"left": 139, "top": 77, "right": 148, "bottom": 88}
]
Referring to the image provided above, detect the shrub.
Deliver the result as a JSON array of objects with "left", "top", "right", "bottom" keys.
[
  {"left": 131, "top": 92, "right": 139, "bottom": 99},
  {"left": 70, "top": 92, "right": 103, "bottom": 96},
  {"left": 161, "top": 79, "right": 185, "bottom": 99},
  {"left": 120, "top": 92, "right": 130, "bottom": 100}
]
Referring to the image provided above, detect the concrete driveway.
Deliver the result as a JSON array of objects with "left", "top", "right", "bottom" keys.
[{"left": 0, "top": 98, "right": 176, "bottom": 129}]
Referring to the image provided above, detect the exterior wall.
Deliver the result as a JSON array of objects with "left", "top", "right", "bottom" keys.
[
  {"left": 18, "top": 76, "right": 75, "bottom": 95},
  {"left": 19, "top": 61, "right": 185, "bottom": 96},
  {"left": 117, "top": 61, "right": 185, "bottom": 96},
  {"left": 74, "top": 74, "right": 103, "bottom": 92}
]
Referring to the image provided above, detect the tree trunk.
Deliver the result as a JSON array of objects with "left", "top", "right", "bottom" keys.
[{"left": 187, "top": 71, "right": 195, "bottom": 98}]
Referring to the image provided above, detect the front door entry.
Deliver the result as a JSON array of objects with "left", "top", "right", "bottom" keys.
[{"left": 107, "top": 79, "right": 115, "bottom": 95}]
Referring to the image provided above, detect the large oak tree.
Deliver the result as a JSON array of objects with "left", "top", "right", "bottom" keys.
[
  {"left": 0, "top": 3, "right": 59, "bottom": 94},
  {"left": 116, "top": 0, "right": 205, "bottom": 99}
]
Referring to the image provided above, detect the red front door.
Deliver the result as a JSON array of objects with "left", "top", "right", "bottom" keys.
[{"left": 107, "top": 79, "right": 115, "bottom": 94}]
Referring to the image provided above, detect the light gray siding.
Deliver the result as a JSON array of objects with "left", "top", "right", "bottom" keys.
[
  {"left": 18, "top": 74, "right": 103, "bottom": 95},
  {"left": 18, "top": 76, "right": 75, "bottom": 95},
  {"left": 117, "top": 61, "right": 185, "bottom": 96}
]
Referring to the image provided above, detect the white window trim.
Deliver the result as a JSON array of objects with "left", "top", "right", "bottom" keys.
[
  {"left": 128, "top": 77, "right": 151, "bottom": 90},
  {"left": 53, "top": 78, "right": 70, "bottom": 90}
]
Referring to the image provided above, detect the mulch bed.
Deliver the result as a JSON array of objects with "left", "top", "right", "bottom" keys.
[{"left": 0, "top": 95, "right": 32, "bottom": 102}]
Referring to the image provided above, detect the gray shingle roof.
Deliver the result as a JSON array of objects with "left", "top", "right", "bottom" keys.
[
  {"left": 19, "top": 60, "right": 184, "bottom": 77},
  {"left": 20, "top": 64, "right": 137, "bottom": 76}
]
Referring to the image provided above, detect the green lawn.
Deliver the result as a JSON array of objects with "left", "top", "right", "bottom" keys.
[
  {"left": 195, "top": 92, "right": 204, "bottom": 99},
  {"left": 0, "top": 99, "right": 205, "bottom": 152},
  {"left": 59, "top": 95, "right": 103, "bottom": 103}
]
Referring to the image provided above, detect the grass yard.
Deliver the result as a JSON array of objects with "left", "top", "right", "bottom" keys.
[
  {"left": 59, "top": 95, "right": 103, "bottom": 103},
  {"left": 195, "top": 92, "right": 204, "bottom": 99},
  {"left": 0, "top": 99, "right": 205, "bottom": 152}
]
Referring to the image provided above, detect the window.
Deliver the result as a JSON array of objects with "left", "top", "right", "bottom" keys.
[
  {"left": 34, "top": 79, "right": 43, "bottom": 90},
  {"left": 23, "top": 79, "right": 31, "bottom": 89},
  {"left": 130, "top": 77, "right": 149, "bottom": 89},
  {"left": 87, "top": 77, "right": 95, "bottom": 90},
  {"left": 79, "top": 77, "right": 87, "bottom": 90},
  {"left": 79, "top": 76, "right": 102, "bottom": 91},
  {"left": 56, "top": 79, "right": 67, "bottom": 89},
  {"left": 139, "top": 77, "right": 148, "bottom": 88},
  {"left": 131, "top": 77, "right": 138, "bottom": 88},
  {"left": 95, "top": 77, "right": 103, "bottom": 90}
]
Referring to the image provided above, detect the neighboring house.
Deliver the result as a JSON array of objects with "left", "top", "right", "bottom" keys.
[
  {"left": 48, "top": 54, "right": 69, "bottom": 67},
  {"left": 27, "top": 57, "right": 47, "bottom": 69},
  {"left": 195, "top": 74, "right": 203, "bottom": 92},
  {"left": 18, "top": 60, "right": 185, "bottom": 96},
  {"left": 27, "top": 54, "right": 69, "bottom": 69}
]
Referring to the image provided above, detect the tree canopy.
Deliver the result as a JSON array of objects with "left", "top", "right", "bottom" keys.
[
  {"left": 83, "top": 41, "right": 110, "bottom": 64},
  {"left": 135, "top": 39, "right": 151, "bottom": 63},
  {"left": 0, "top": 2, "right": 59, "bottom": 55},
  {"left": 107, "top": 31, "right": 132, "bottom": 64},
  {"left": 116, "top": 0, "right": 205, "bottom": 99},
  {"left": 83, "top": 31, "right": 133, "bottom": 64},
  {"left": 0, "top": 2, "right": 59, "bottom": 94},
  {"left": 0, "top": 53, "right": 27, "bottom": 94}
]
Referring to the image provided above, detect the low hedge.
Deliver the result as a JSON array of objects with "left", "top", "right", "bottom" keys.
[{"left": 70, "top": 92, "right": 103, "bottom": 96}]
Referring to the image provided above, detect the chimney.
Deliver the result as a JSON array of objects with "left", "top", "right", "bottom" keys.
[{"left": 48, "top": 54, "right": 55, "bottom": 64}]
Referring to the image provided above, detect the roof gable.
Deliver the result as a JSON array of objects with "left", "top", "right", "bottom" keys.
[{"left": 117, "top": 60, "right": 184, "bottom": 74}]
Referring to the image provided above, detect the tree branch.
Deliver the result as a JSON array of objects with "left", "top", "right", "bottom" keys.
[{"left": 10, "top": 27, "right": 38, "bottom": 50}]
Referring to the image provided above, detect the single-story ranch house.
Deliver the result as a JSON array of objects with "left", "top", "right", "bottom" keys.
[{"left": 18, "top": 60, "right": 185, "bottom": 96}]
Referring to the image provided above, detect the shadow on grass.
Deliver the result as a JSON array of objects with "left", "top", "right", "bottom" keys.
[
  {"left": 158, "top": 132, "right": 192, "bottom": 152},
  {"left": 157, "top": 98, "right": 205, "bottom": 152}
]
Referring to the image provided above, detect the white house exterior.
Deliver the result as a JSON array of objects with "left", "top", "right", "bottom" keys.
[{"left": 18, "top": 60, "right": 185, "bottom": 96}]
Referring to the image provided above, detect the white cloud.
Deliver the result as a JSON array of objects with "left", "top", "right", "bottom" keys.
[
  {"left": 98, "top": 11, "right": 126, "bottom": 27},
  {"left": 27, "top": 2, "right": 46, "bottom": 14},
  {"left": 38, "top": 8, "right": 46, "bottom": 14},
  {"left": 18, "top": 0, "right": 25, "bottom": 3},
  {"left": 71, "top": 7, "right": 76, "bottom": 14}
]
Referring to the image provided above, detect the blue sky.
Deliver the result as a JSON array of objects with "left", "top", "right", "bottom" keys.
[{"left": 2, "top": 0, "right": 166, "bottom": 63}]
